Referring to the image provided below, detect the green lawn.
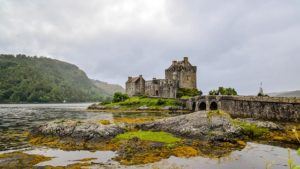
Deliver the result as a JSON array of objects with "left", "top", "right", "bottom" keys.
[{"left": 102, "top": 96, "right": 182, "bottom": 109}]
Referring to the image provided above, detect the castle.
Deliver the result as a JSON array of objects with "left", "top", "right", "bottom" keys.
[{"left": 125, "top": 57, "right": 197, "bottom": 98}]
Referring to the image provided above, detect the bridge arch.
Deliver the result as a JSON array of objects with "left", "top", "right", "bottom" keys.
[
  {"left": 199, "top": 102, "right": 206, "bottom": 111},
  {"left": 210, "top": 101, "right": 218, "bottom": 110}
]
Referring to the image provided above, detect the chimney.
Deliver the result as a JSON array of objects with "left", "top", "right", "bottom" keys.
[
  {"left": 172, "top": 60, "right": 177, "bottom": 65},
  {"left": 128, "top": 76, "right": 132, "bottom": 81},
  {"left": 183, "top": 57, "right": 188, "bottom": 63},
  {"left": 139, "top": 75, "right": 143, "bottom": 78}
]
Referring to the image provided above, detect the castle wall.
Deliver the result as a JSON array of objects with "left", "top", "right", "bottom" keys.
[
  {"left": 178, "top": 68, "right": 197, "bottom": 89},
  {"left": 126, "top": 78, "right": 145, "bottom": 96},
  {"left": 145, "top": 79, "right": 177, "bottom": 98},
  {"left": 125, "top": 82, "right": 135, "bottom": 97}
]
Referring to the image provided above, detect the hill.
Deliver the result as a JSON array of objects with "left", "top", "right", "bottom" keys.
[
  {"left": 268, "top": 90, "right": 300, "bottom": 98},
  {"left": 0, "top": 54, "right": 111, "bottom": 103},
  {"left": 91, "top": 80, "right": 124, "bottom": 96}
]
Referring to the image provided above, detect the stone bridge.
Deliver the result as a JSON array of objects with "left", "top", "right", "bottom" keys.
[{"left": 183, "top": 96, "right": 300, "bottom": 122}]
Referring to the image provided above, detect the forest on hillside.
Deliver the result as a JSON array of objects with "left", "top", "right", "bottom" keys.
[{"left": 0, "top": 54, "right": 109, "bottom": 103}]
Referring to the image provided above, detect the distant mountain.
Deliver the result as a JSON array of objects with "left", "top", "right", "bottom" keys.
[
  {"left": 91, "top": 80, "right": 124, "bottom": 96},
  {"left": 268, "top": 90, "right": 300, "bottom": 98},
  {"left": 0, "top": 54, "right": 112, "bottom": 103}
]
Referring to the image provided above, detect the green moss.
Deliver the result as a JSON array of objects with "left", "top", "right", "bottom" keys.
[
  {"left": 115, "top": 130, "right": 181, "bottom": 144},
  {"left": 99, "top": 119, "right": 111, "bottom": 125},
  {"left": 0, "top": 151, "right": 52, "bottom": 168},
  {"left": 233, "top": 120, "right": 269, "bottom": 139}
]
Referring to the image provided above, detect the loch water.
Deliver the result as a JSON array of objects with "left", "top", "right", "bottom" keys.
[{"left": 0, "top": 103, "right": 299, "bottom": 169}]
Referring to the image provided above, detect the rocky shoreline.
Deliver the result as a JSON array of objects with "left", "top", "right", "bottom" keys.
[
  {"left": 1, "top": 110, "right": 298, "bottom": 168},
  {"left": 30, "top": 111, "right": 284, "bottom": 142}
]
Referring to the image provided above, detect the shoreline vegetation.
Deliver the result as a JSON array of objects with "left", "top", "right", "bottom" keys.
[{"left": 87, "top": 95, "right": 189, "bottom": 113}]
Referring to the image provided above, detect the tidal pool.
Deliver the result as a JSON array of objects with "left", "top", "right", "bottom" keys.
[{"left": 0, "top": 103, "right": 299, "bottom": 169}]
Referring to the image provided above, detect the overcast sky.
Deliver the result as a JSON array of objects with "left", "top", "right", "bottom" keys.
[{"left": 1, "top": 0, "right": 300, "bottom": 95}]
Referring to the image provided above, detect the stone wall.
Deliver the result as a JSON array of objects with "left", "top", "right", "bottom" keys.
[
  {"left": 125, "top": 77, "right": 145, "bottom": 97},
  {"left": 185, "top": 96, "right": 300, "bottom": 122},
  {"left": 145, "top": 79, "right": 177, "bottom": 98}
]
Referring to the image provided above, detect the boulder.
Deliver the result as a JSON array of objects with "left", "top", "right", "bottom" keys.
[
  {"left": 137, "top": 105, "right": 149, "bottom": 110},
  {"left": 87, "top": 104, "right": 106, "bottom": 110},
  {"left": 138, "top": 111, "right": 242, "bottom": 141},
  {"left": 31, "top": 120, "right": 124, "bottom": 141}
]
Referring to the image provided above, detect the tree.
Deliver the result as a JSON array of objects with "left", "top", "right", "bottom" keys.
[
  {"left": 112, "top": 92, "right": 129, "bottom": 103},
  {"left": 176, "top": 88, "right": 202, "bottom": 98},
  {"left": 209, "top": 87, "right": 238, "bottom": 96},
  {"left": 209, "top": 89, "right": 219, "bottom": 95}
]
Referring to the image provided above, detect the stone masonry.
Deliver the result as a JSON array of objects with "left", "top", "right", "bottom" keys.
[{"left": 185, "top": 96, "right": 300, "bottom": 122}]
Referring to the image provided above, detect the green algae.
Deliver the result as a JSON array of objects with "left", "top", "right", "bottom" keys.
[
  {"left": 0, "top": 151, "right": 52, "bottom": 168},
  {"left": 115, "top": 130, "right": 181, "bottom": 144}
]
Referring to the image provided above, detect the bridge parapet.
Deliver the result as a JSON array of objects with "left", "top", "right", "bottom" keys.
[{"left": 183, "top": 95, "right": 300, "bottom": 122}]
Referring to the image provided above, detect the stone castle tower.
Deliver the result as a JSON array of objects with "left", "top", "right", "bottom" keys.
[
  {"left": 165, "top": 57, "right": 197, "bottom": 89},
  {"left": 126, "top": 57, "right": 197, "bottom": 98}
]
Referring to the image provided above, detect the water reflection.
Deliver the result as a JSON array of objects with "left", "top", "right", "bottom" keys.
[{"left": 25, "top": 148, "right": 116, "bottom": 166}]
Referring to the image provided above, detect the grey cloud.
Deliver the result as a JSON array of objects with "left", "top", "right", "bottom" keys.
[{"left": 0, "top": 0, "right": 300, "bottom": 94}]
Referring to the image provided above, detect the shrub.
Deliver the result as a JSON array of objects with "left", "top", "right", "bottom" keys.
[
  {"left": 156, "top": 99, "right": 166, "bottom": 105},
  {"left": 112, "top": 92, "right": 129, "bottom": 103}
]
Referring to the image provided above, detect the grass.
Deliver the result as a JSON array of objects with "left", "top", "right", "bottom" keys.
[
  {"left": 115, "top": 130, "right": 181, "bottom": 144},
  {"left": 103, "top": 96, "right": 182, "bottom": 110}
]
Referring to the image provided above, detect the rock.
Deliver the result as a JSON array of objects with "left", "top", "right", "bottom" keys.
[
  {"left": 138, "top": 111, "right": 242, "bottom": 141},
  {"left": 31, "top": 120, "right": 125, "bottom": 141},
  {"left": 87, "top": 104, "right": 106, "bottom": 110},
  {"left": 236, "top": 118, "right": 284, "bottom": 130},
  {"left": 113, "top": 105, "right": 120, "bottom": 109},
  {"left": 138, "top": 106, "right": 149, "bottom": 110}
]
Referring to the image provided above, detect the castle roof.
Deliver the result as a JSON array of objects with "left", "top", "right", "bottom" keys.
[
  {"left": 126, "top": 75, "right": 144, "bottom": 83},
  {"left": 166, "top": 57, "right": 195, "bottom": 71}
]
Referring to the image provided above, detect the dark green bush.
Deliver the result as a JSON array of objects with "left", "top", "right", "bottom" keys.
[
  {"left": 209, "top": 87, "right": 238, "bottom": 96},
  {"left": 112, "top": 92, "right": 129, "bottom": 103},
  {"left": 156, "top": 99, "right": 166, "bottom": 105}
]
